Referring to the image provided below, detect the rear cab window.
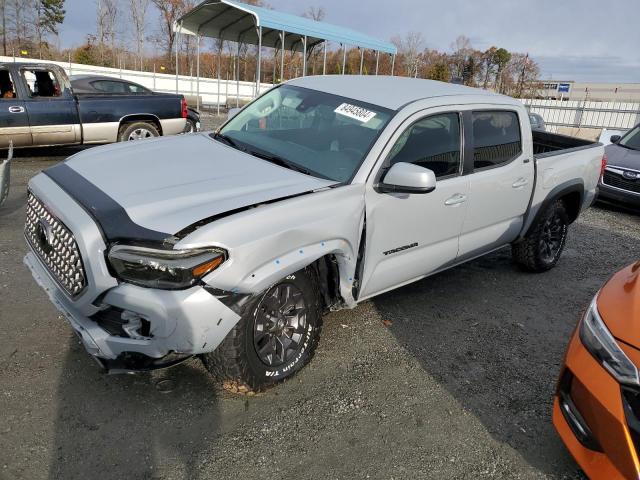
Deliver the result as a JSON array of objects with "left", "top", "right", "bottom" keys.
[
  {"left": 472, "top": 110, "right": 522, "bottom": 170},
  {"left": 21, "top": 68, "right": 62, "bottom": 98}
]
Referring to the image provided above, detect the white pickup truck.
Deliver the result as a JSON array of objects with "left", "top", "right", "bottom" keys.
[{"left": 24, "top": 76, "right": 605, "bottom": 390}]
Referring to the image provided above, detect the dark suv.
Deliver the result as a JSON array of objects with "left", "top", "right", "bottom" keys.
[{"left": 599, "top": 125, "right": 640, "bottom": 209}]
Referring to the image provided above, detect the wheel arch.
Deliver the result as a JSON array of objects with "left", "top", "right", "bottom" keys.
[
  {"left": 118, "top": 114, "right": 163, "bottom": 136},
  {"left": 520, "top": 180, "right": 584, "bottom": 239}
]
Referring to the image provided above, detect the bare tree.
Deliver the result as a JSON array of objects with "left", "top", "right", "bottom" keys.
[
  {"left": 392, "top": 31, "right": 423, "bottom": 77},
  {"left": 302, "top": 6, "right": 325, "bottom": 74},
  {"left": 130, "top": 0, "right": 149, "bottom": 69},
  {"left": 1, "top": 0, "right": 6, "bottom": 55},
  {"left": 152, "top": 0, "right": 190, "bottom": 63},
  {"left": 449, "top": 35, "right": 472, "bottom": 81}
]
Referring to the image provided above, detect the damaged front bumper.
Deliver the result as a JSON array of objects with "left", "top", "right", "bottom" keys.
[{"left": 25, "top": 251, "right": 242, "bottom": 373}]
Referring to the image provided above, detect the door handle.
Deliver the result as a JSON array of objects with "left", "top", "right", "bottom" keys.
[
  {"left": 512, "top": 178, "right": 529, "bottom": 188},
  {"left": 444, "top": 193, "right": 467, "bottom": 206},
  {"left": 8, "top": 106, "right": 25, "bottom": 113}
]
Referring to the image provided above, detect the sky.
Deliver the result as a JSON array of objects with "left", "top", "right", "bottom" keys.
[{"left": 59, "top": 0, "right": 640, "bottom": 83}]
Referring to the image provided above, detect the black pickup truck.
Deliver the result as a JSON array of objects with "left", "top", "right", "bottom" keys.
[{"left": 0, "top": 63, "right": 187, "bottom": 148}]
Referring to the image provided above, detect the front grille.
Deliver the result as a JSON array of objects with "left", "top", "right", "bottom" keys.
[
  {"left": 603, "top": 170, "right": 640, "bottom": 194},
  {"left": 25, "top": 193, "right": 87, "bottom": 296}
]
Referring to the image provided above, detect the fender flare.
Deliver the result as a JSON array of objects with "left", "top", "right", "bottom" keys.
[{"left": 519, "top": 180, "right": 584, "bottom": 239}]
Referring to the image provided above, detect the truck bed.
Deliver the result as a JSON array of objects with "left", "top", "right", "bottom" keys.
[{"left": 533, "top": 130, "right": 599, "bottom": 158}]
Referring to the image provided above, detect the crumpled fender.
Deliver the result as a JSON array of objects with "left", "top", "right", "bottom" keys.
[{"left": 175, "top": 184, "right": 366, "bottom": 308}]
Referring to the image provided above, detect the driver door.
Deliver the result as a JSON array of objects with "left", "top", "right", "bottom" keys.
[{"left": 358, "top": 110, "right": 470, "bottom": 299}]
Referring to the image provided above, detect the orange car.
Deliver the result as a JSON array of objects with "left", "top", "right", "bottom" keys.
[{"left": 554, "top": 261, "right": 640, "bottom": 479}]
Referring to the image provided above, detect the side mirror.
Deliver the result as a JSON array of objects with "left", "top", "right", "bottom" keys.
[
  {"left": 227, "top": 107, "right": 241, "bottom": 120},
  {"left": 610, "top": 135, "right": 621, "bottom": 144},
  {"left": 378, "top": 162, "right": 436, "bottom": 194}
]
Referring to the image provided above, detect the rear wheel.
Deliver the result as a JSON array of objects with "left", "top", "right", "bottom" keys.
[
  {"left": 184, "top": 118, "right": 198, "bottom": 134},
  {"left": 512, "top": 200, "right": 569, "bottom": 272},
  {"left": 118, "top": 121, "right": 159, "bottom": 142},
  {"left": 202, "top": 267, "right": 323, "bottom": 393}
]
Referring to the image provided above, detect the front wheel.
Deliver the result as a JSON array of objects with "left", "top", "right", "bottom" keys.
[
  {"left": 512, "top": 200, "right": 569, "bottom": 272},
  {"left": 202, "top": 267, "right": 323, "bottom": 393},
  {"left": 118, "top": 121, "right": 160, "bottom": 142}
]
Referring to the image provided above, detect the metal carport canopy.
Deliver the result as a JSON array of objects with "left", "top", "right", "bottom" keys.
[{"left": 175, "top": 0, "right": 397, "bottom": 54}]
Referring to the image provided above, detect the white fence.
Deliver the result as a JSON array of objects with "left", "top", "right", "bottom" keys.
[
  {"left": 523, "top": 98, "right": 640, "bottom": 133},
  {"left": 0, "top": 55, "right": 272, "bottom": 107}
]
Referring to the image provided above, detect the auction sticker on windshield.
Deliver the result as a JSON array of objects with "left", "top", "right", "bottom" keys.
[{"left": 334, "top": 103, "right": 377, "bottom": 123}]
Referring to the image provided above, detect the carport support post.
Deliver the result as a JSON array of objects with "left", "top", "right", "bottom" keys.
[
  {"left": 359, "top": 48, "right": 364, "bottom": 75},
  {"left": 302, "top": 35, "right": 307, "bottom": 76},
  {"left": 236, "top": 39, "right": 241, "bottom": 108},
  {"left": 391, "top": 54, "right": 396, "bottom": 76},
  {"left": 256, "top": 26, "right": 262, "bottom": 96},
  {"left": 175, "top": 22, "right": 182, "bottom": 94},
  {"left": 280, "top": 31, "right": 286, "bottom": 83},
  {"left": 217, "top": 48, "right": 221, "bottom": 115},
  {"left": 323, "top": 41, "right": 327, "bottom": 75},
  {"left": 342, "top": 44, "right": 346, "bottom": 74},
  {"left": 196, "top": 34, "right": 200, "bottom": 111},
  {"left": 375, "top": 51, "right": 380, "bottom": 75}
]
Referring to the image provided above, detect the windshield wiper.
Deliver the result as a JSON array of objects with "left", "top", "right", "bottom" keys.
[
  {"left": 247, "top": 150, "right": 329, "bottom": 179},
  {"left": 213, "top": 132, "right": 243, "bottom": 150}
]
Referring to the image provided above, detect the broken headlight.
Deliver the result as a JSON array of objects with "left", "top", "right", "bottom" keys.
[
  {"left": 108, "top": 245, "right": 226, "bottom": 290},
  {"left": 579, "top": 296, "right": 640, "bottom": 386}
]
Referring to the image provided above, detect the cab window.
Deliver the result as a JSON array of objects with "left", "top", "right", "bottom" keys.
[
  {"left": 387, "top": 112, "right": 462, "bottom": 178},
  {"left": 472, "top": 111, "right": 522, "bottom": 170},
  {"left": 21, "top": 69, "right": 62, "bottom": 98},
  {"left": 0, "top": 69, "right": 16, "bottom": 99}
]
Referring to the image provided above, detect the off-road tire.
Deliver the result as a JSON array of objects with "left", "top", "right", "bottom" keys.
[
  {"left": 201, "top": 267, "right": 323, "bottom": 393},
  {"left": 118, "top": 121, "right": 160, "bottom": 142},
  {"left": 512, "top": 199, "right": 569, "bottom": 272}
]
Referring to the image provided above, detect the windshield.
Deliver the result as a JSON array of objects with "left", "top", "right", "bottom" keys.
[
  {"left": 219, "top": 85, "right": 393, "bottom": 182},
  {"left": 620, "top": 126, "right": 640, "bottom": 151}
]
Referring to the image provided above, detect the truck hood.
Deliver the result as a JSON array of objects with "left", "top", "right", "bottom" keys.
[
  {"left": 598, "top": 262, "right": 640, "bottom": 351},
  {"left": 51, "top": 133, "right": 337, "bottom": 239},
  {"left": 605, "top": 143, "right": 640, "bottom": 171}
]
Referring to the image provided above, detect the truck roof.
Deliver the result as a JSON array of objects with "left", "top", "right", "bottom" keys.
[{"left": 287, "top": 75, "right": 512, "bottom": 111}]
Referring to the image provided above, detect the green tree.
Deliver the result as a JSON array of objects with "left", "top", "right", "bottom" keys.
[
  {"left": 426, "top": 62, "right": 450, "bottom": 82},
  {"left": 494, "top": 48, "right": 511, "bottom": 93},
  {"left": 34, "top": 0, "right": 65, "bottom": 58},
  {"left": 40, "top": 0, "right": 65, "bottom": 36}
]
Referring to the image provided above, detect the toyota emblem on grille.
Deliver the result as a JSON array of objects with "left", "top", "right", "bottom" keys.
[
  {"left": 36, "top": 218, "right": 54, "bottom": 254},
  {"left": 623, "top": 171, "right": 639, "bottom": 180}
]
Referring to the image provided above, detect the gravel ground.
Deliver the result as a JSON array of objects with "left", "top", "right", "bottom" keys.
[{"left": 0, "top": 145, "right": 638, "bottom": 480}]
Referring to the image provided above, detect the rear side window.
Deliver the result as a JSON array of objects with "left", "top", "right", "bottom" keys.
[
  {"left": 472, "top": 111, "right": 522, "bottom": 169},
  {"left": 387, "top": 112, "right": 461, "bottom": 178},
  {"left": 126, "top": 83, "right": 150, "bottom": 94},
  {"left": 91, "top": 80, "right": 127, "bottom": 93},
  {"left": 21, "top": 68, "right": 62, "bottom": 98}
]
